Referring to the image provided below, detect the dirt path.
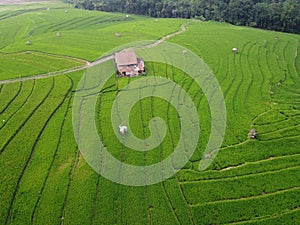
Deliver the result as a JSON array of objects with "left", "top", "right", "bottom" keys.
[{"left": 0, "top": 22, "right": 188, "bottom": 85}]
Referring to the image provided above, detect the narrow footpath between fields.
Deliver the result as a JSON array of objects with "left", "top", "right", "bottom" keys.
[{"left": 0, "top": 23, "right": 188, "bottom": 85}]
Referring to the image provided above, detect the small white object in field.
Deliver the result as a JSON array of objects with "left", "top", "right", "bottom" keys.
[
  {"left": 56, "top": 32, "right": 61, "bottom": 37},
  {"left": 203, "top": 153, "right": 211, "bottom": 159},
  {"left": 65, "top": 10, "right": 68, "bottom": 13},
  {"left": 26, "top": 41, "right": 31, "bottom": 45},
  {"left": 47, "top": 8, "right": 50, "bottom": 11},
  {"left": 155, "top": 19, "right": 158, "bottom": 22},
  {"left": 182, "top": 50, "right": 187, "bottom": 55},
  {"left": 2, "top": 119, "right": 5, "bottom": 123},
  {"left": 126, "top": 14, "right": 129, "bottom": 18},
  {"left": 119, "top": 125, "right": 128, "bottom": 135},
  {"left": 232, "top": 48, "right": 238, "bottom": 54},
  {"left": 115, "top": 33, "right": 121, "bottom": 37}
]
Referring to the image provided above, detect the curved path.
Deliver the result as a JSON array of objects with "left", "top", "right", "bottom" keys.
[{"left": 0, "top": 23, "right": 188, "bottom": 85}]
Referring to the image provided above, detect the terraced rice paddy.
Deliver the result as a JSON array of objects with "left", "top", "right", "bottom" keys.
[{"left": 0, "top": 1, "right": 299, "bottom": 224}]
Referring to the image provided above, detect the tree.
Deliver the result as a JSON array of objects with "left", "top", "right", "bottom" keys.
[{"left": 64, "top": 0, "right": 300, "bottom": 34}]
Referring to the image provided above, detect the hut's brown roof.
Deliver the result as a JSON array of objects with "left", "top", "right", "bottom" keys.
[{"left": 115, "top": 51, "right": 138, "bottom": 66}]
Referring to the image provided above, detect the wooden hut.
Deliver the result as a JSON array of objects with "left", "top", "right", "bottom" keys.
[
  {"left": 115, "top": 51, "right": 145, "bottom": 77},
  {"left": 248, "top": 129, "right": 258, "bottom": 139}
]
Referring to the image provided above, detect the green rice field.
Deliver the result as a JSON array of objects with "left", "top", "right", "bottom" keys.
[{"left": 0, "top": 1, "right": 299, "bottom": 224}]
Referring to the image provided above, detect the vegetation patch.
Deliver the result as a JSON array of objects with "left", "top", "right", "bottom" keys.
[{"left": 0, "top": 2, "right": 299, "bottom": 224}]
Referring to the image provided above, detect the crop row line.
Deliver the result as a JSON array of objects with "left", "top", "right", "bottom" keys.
[
  {"left": 239, "top": 42, "right": 257, "bottom": 120},
  {"left": 222, "top": 42, "right": 247, "bottom": 144},
  {"left": 189, "top": 186, "right": 300, "bottom": 207},
  {"left": 273, "top": 39, "right": 286, "bottom": 70},
  {"left": 271, "top": 36, "right": 279, "bottom": 53},
  {"left": 30, "top": 77, "right": 73, "bottom": 224},
  {"left": 0, "top": 82, "right": 22, "bottom": 115},
  {"left": 232, "top": 42, "right": 249, "bottom": 128},
  {"left": 0, "top": 80, "right": 35, "bottom": 131},
  {"left": 141, "top": 70, "right": 171, "bottom": 225},
  {"left": 251, "top": 109, "right": 275, "bottom": 126},
  {"left": 1, "top": 30, "right": 10, "bottom": 50},
  {"left": 179, "top": 152, "right": 300, "bottom": 183},
  {"left": 280, "top": 81, "right": 300, "bottom": 93},
  {"left": 164, "top": 82, "right": 185, "bottom": 225},
  {"left": 43, "top": 17, "right": 92, "bottom": 33},
  {"left": 0, "top": 29, "right": 8, "bottom": 46},
  {"left": 225, "top": 205, "right": 300, "bottom": 225},
  {"left": 276, "top": 82, "right": 300, "bottom": 94},
  {"left": 294, "top": 39, "right": 300, "bottom": 78},
  {"left": 89, "top": 174, "right": 101, "bottom": 225},
  {"left": 0, "top": 7, "right": 49, "bottom": 21},
  {"left": 146, "top": 62, "right": 182, "bottom": 224},
  {"left": 280, "top": 40, "right": 289, "bottom": 83},
  {"left": 11, "top": 24, "right": 21, "bottom": 43},
  {"left": 89, "top": 92, "right": 108, "bottom": 225},
  {"left": 75, "top": 82, "right": 99, "bottom": 224},
  {"left": 219, "top": 152, "right": 300, "bottom": 172},
  {"left": 247, "top": 42, "right": 265, "bottom": 115},
  {"left": 170, "top": 132, "right": 196, "bottom": 224},
  {"left": 94, "top": 92, "right": 111, "bottom": 225},
  {"left": 149, "top": 67, "right": 165, "bottom": 224},
  {"left": 216, "top": 48, "right": 230, "bottom": 91},
  {"left": 2, "top": 50, "right": 88, "bottom": 66},
  {"left": 82, "top": 16, "right": 127, "bottom": 29},
  {"left": 142, "top": 95, "right": 153, "bottom": 225},
  {"left": 253, "top": 113, "right": 289, "bottom": 128},
  {"left": 146, "top": 77, "right": 158, "bottom": 225},
  {"left": 56, "top": 76, "right": 84, "bottom": 225},
  {"left": 160, "top": 100, "right": 182, "bottom": 224},
  {"left": 260, "top": 122, "right": 300, "bottom": 136},
  {"left": 181, "top": 164, "right": 300, "bottom": 185},
  {"left": 284, "top": 39, "right": 299, "bottom": 84},
  {"left": 0, "top": 79, "right": 54, "bottom": 156},
  {"left": 45, "top": 15, "right": 123, "bottom": 33},
  {"left": 78, "top": 70, "right": 111, "bottom": 222},
  {"left": 259, "top": 133, "right": 300, "bottom": 143},
  {"left": 269, "top": 39, "right": 287, "bottom": 92},
  {"left": 263, "top": 41, "right": 277, "bottom": 89},
  {"left": 256, "top": 45, "right": 270, "bottom": 102},
  {"left": 88, "top": 95, "right": 102, "bottom": 225},
  {"left": 214, "top": 54, "right": 222, "bottom": 75},
  {"left": 115, "top": 78, "right": 126, "bottom": 225},
  {"left": 6, "top": 77, "right": 70, "bottom": 224},
  {"left": 164, "top": 63, "right": 196, "bottom": 225},
  {"left": 219, "top": 139, "right": 250, "bottom": 152},
  {"left": 187, "top": 55, "right": 233, "bottom": 149},
  {"left": 186, "top": 120, "right": 299, "bottom": 167}
]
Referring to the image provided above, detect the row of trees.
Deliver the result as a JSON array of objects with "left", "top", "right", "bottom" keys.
[{"left": 64, "top": 0, "right": 300, "bottom": 34}]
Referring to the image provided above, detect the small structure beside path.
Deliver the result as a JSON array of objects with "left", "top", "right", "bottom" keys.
[
  {"left": 248, "top": 129, "right": 258, "bottom": 139},
  {"left": 115, "top": 51, "right": 145, "bottom": 77}
]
